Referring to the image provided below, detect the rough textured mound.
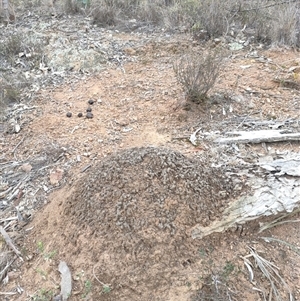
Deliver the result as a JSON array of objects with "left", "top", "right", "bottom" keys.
[
  {"left": 65, "top": 147, "right": 234, "bottom": 232},
  {"left": 63, "top": 147, "right": 236, "bottom": 299}
]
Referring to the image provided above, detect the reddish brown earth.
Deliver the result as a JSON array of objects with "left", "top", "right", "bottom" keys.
[{"left": 1, "top": 33, "right": 300, "bottom": 301}]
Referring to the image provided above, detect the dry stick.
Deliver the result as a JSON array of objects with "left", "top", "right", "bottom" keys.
[
  {"left": 81, "top": 164, "right": 91, "bottom": 173},
  {"left": 92, "top": 266, "right": 111, "bottom": 288},
  {"left": 0, "top": 226, "right": 23, "bottom": 260},
  {"left": 0, "top": 187, "right": 13, "bottom": 199},
  {"left": 0, "top": 259, "right": 15, "bottom": 281},
  {"left": 12, "top": 137, "right": 25, "bottom": 160},
  {"left": 0, "top": 292, "right": 18, "bottom": 295}
]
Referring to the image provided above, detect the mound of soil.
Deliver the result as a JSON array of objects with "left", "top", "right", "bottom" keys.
[{"left": 61, "top": 147, "right": 237, "bottom": 300}]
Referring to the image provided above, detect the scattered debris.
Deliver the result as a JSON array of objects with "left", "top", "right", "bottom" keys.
[{"left": 241, "top": 246, "right": 294, "bottom": 301}]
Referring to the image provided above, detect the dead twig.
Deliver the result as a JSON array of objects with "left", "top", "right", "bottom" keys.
[
  {"left": 0, "top": 292, "right": 18, "bottom": 295},
  {"left": 93, "top": 266, "right": 112, "bottom": 293},
  {"left": 261, "top": 237, "right": 300, "bottom": 257},
  {"left": 0, "top": 226, "right": 23, "bottom": 260},
  {"left": 12, "top": 137, "right": 25, "bottom": 160},
  {"left": 0, "top": 258, "right": 15, "bottom": 282},
  {"left": 81, "top": 164, "right": 91, "bottom": 173}
]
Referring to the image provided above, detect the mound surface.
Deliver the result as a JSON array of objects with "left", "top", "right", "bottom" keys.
[{"left": 62, "top": 147, "right": 237, "bottom": 300}]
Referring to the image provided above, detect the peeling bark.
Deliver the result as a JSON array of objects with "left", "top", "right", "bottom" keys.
[{"left": 191, "top": 155, "right": 300, "bottom": 239}]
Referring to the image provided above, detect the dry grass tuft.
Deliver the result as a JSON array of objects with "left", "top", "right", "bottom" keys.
[
  {"left": 173, "top": 48, "right": 226, "bottom": 104},
  {"left": 242, "top": 246, "right": 294, "bottom": 301},
  {"left": 58, "top": 0, "right": 300, "bottom": 47},
  {"left": 192, "top": 274, "right": 238, "bottom": 301},
  {"left": 91, "top": 3, "right": 120, "bottom": 26}
]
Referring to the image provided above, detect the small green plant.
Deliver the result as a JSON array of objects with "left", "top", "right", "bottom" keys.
[
  {"left": 82, "top": 280, "right": 92, "bottom": 298},
  {"left": 173, "top": 48, "right": 226, "bottom": 104},
  {"left": 36, "top": 241, "right": 57, "bottom": 260},
  {"left": 36, "top": 268, "right": 47, "bottom": 279},
  {"left": 222, "top": 261, "right": 235, "bottom": 278},
  {"left": 37, "top": 241, "right": 44, "bottom": 253},
  {"left": 102, "top": 284, "right": 111, "bottom": 294},
  {"left": 31, "top": 289, "right": 53, "bottom": 301},
  {"left": 44, "top": 250, "right": 57, "bottom": 260},
  {"left": 198, "top": 248, "right": 208, "bottom": 258},
  {"left": 186, "top": 281, "right": 192, "bottom": 288}
]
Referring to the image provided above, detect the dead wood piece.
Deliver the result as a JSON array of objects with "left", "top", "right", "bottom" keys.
[
  {"left": 12, "top": 137, "right": 25, "bottom": 160},
  {"left": 0, "top": 227, "right": 22, "bottom": 259},
  {"left": 191, "top": 164, "right": 300, "bottom": 239},
  {"left": 215, "top": 130, "right": 300, "bottom": 144},
  {"left": 80, "top": 164, "right": 91, "bottom": 173},
  {"left": 259, "top": 156, "right": 300, "bottom": 176},
  {"left": 0, "top": 292, "right": 18, "bottom": 295},
  {"left": 0, "top": 187, "right": 12, "bottom": 199},
  {"left": 0, "top": 259, "right": 15, "bottom": 282},
  {"left": 59, "top": 261, "right": 72, "bottom": 301}
]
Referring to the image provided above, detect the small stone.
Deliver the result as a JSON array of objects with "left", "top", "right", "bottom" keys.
[
  {"left": 7, "top": 271, "right": 21, "bottom": 280},
  {"left": 78, "top": 113, "right": 83, "bottom": 117},
  {"left": 66, "top": 112, "right": 72, "bottom": 118},
  {"left": 124, "top": 47, "right": 136, "bottom": 55},
  {"left": 86, "top": 112, "right": 93, "bottom": 119},
  {"left": 21, "top": 163, "right": 32, "bottom": 172},
  {"left": 88, "top": 99, "right": 94, "bottom": 105},
  {"left": 49, "top": 168, "right": 64, "bottom": 185},
  {"left": 86, "top": 107, "right": 92, "bottom": 112}
]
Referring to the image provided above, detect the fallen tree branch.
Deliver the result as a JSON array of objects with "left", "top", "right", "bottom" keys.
[{"left": 215, "top": 130, "right": 300, "bottom": 144}]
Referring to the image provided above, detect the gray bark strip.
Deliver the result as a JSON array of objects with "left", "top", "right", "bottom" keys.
[
  {"left": 214, "top": 130, "right": 300, "bottom": 144},
  {"left": 191, "top": 155, "right": 300, "bottom": 239}
]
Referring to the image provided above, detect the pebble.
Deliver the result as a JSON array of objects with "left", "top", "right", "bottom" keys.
[
  {"left": 66, "top": 112, "right": 72, "bottom": 117},
  {"left": 86, "top": 107, "right": 92, "bottom": 112},
  {"left": 21, "top": 163, "right": 32, "bottom": 172},
  {"left": 86, "top": 112, "right": 93, "bottom": 119},
  {"left": 88, "top": 99, "right": 94, "bottom": 105},
  {"left": 78, "top": 113, "right": 83, "bottom": 117}
]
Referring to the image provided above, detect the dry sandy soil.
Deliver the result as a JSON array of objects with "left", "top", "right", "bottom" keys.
[{"left": 1, "top": 17, "right": 300, "bottom": 301}]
